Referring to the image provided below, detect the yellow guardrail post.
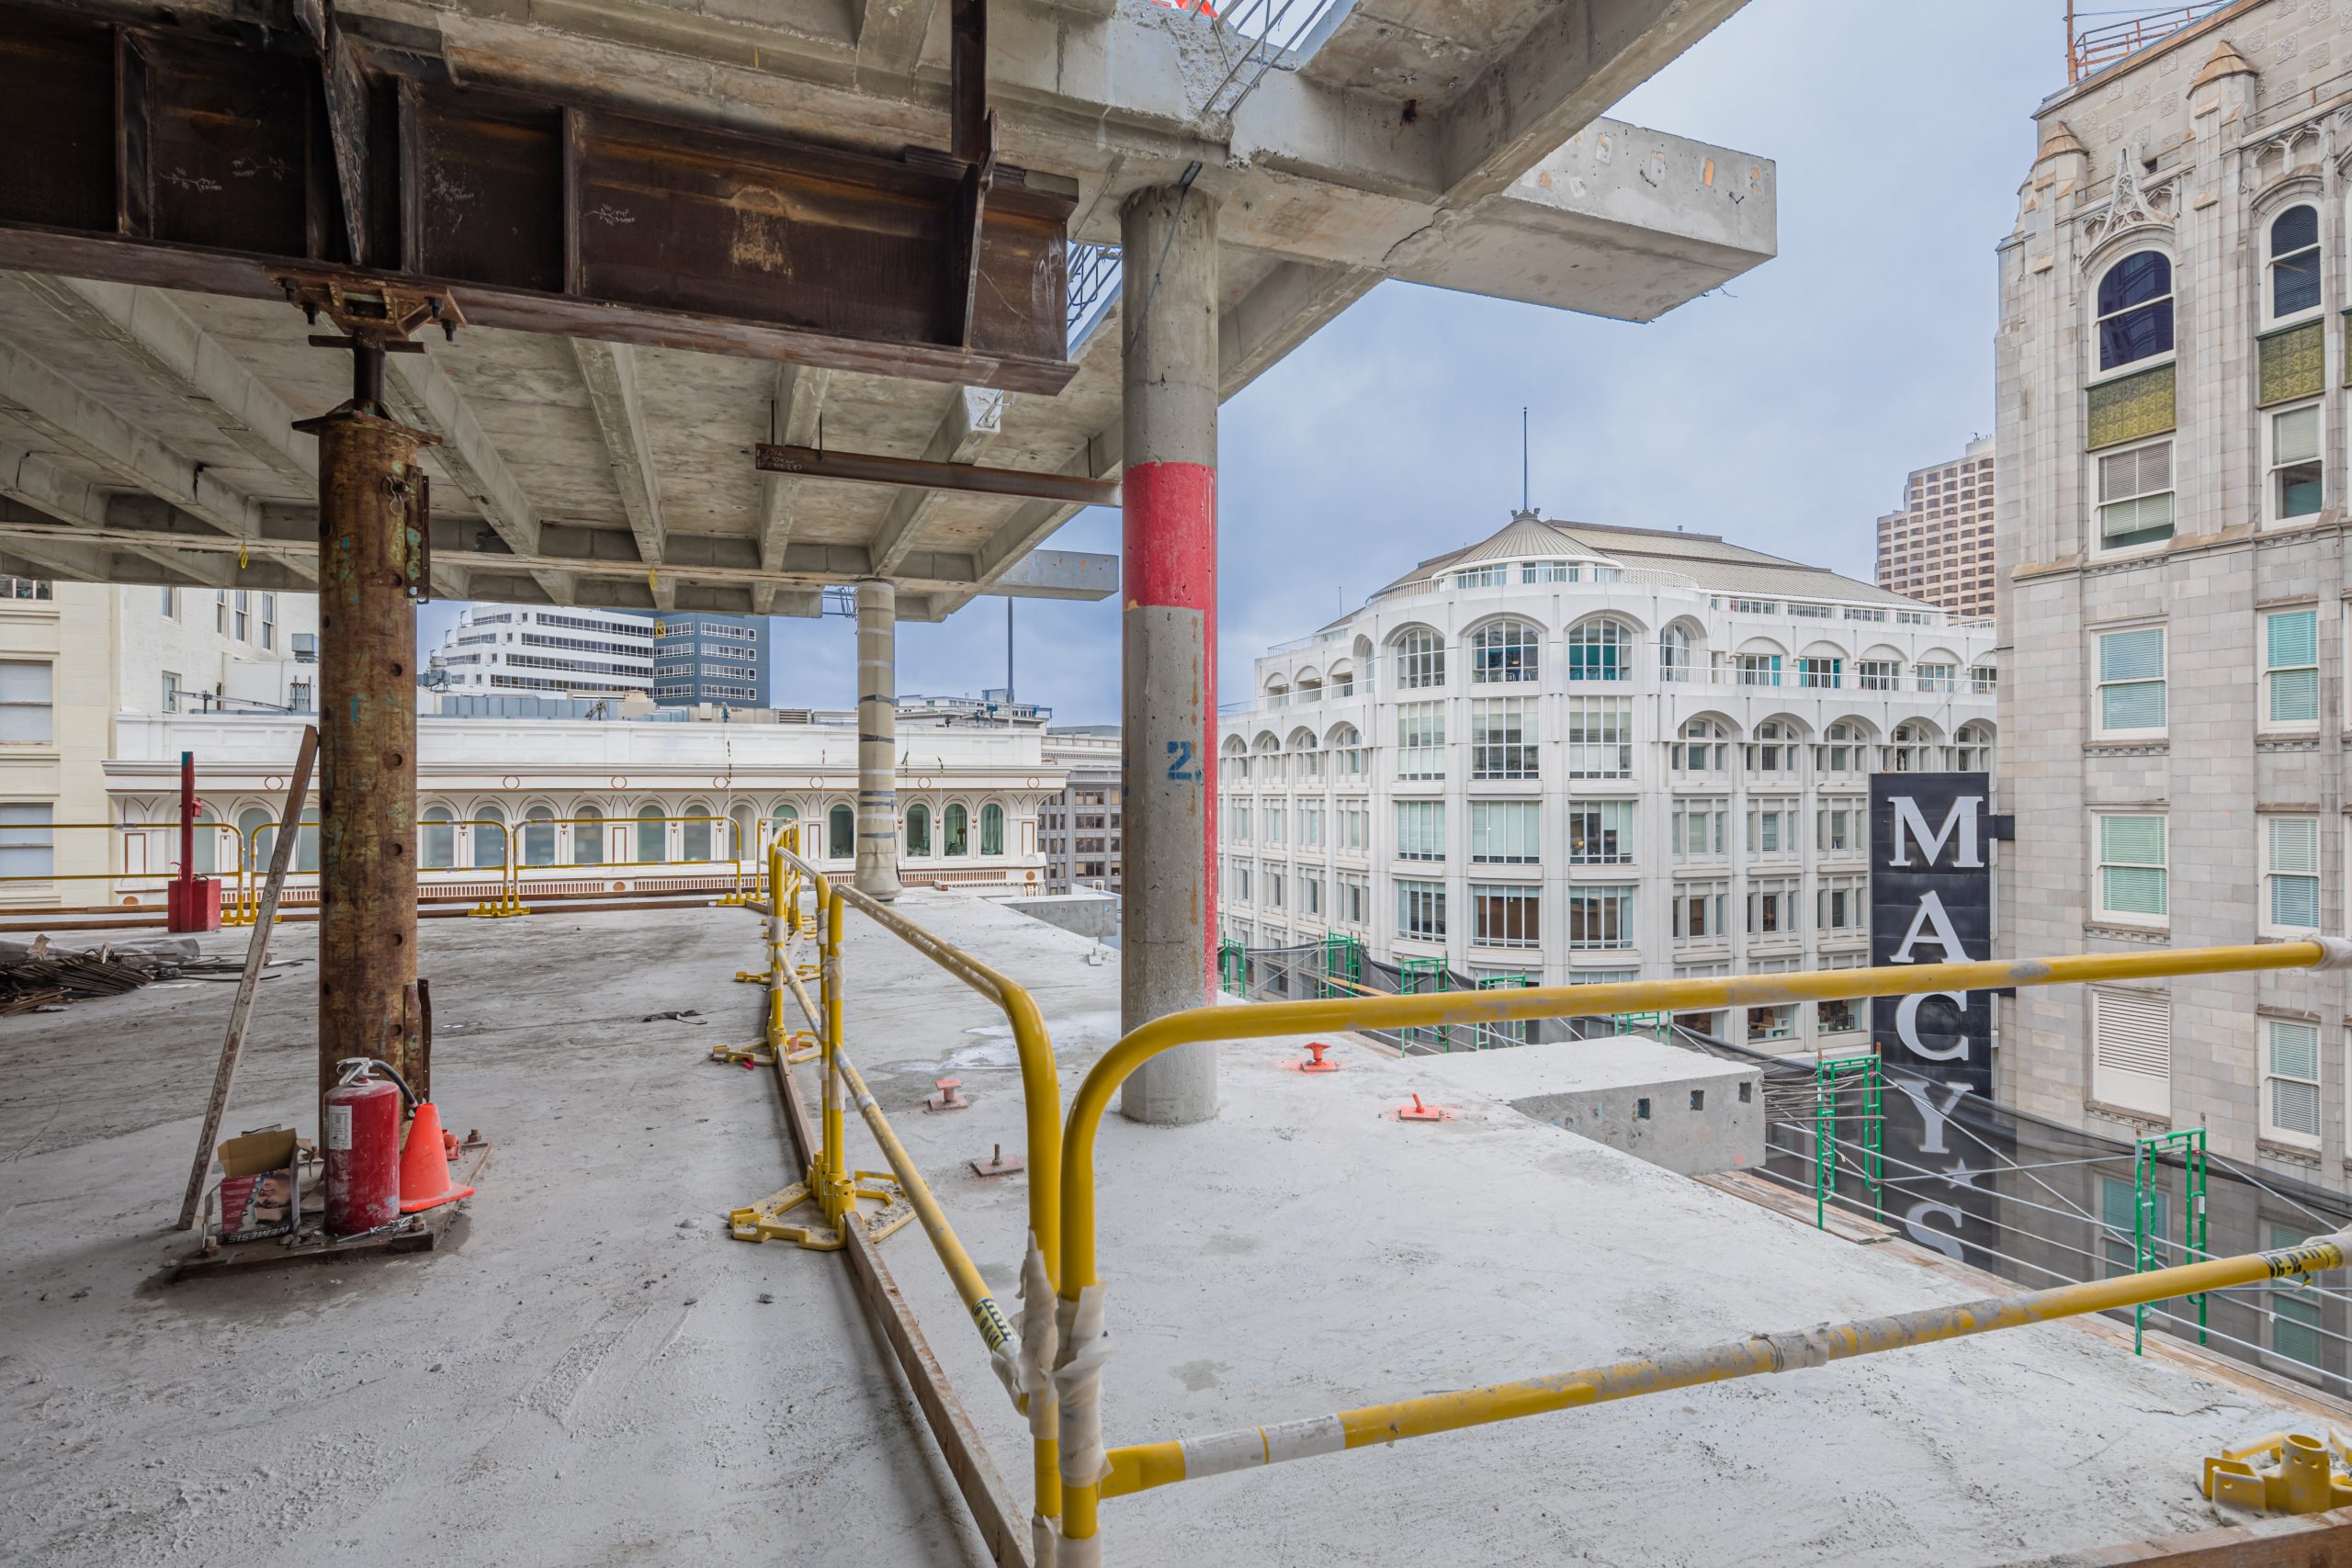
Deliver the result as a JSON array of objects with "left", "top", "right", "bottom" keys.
[{"left": 1050, "top": 938, "right": 2352, "bottom": 1562}]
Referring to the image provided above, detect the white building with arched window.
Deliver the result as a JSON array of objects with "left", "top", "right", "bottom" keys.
[{"left": 1216, "top": 510, "right": 1996, "bottom": 1055}]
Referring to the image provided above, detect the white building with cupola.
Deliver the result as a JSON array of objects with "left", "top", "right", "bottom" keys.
[{"left": 1216, "top": 511, "right": 1996, "bottom": 1055}]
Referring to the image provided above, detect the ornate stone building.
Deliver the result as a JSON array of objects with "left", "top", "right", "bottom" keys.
[{"left": 1997, "top": 4, "right": 2352, "bottom": 1189}]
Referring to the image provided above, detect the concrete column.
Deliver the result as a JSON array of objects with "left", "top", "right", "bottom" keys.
[
  {"left": 296, "top": 346, "right": 432, "bottom": 1100},
  {"left": 1117, "top": 181, "right": 1220, "bottom": 1125},
  {"left": 854, "top": 579, "right": 904, "bottom": 900}
]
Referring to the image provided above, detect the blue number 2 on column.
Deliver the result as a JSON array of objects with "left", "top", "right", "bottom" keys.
[{"left": 1165, "top": 740, "right": 1202, "bottom": 783}]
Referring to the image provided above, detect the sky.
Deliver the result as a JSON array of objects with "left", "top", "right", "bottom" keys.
[{"left": 419, "top": 0, "right": 2064, "bottom": 725}]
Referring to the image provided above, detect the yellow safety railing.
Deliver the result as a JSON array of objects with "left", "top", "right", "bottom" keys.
[
  {"left": 746, "top": 829, "right": 1070, "bottom": 1549},
  {"left": 0, "top": 821, "right": 244, "bottom": 909},
  {"left": 1047, "top": 938, "right": 2352, "bottom": 1561}
]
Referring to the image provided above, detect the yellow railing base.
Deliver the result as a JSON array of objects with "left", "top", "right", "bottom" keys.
[
  {"left": 709, "top": 1042, "right": 776, "bottom": 1067},
  {"left": 734, "top": 969, "right": 774, "bottom": 985},
  {"left": 2204, "top": 1432, "right": 2352, "bottom": 1514},
  {"left": 727, "top": 1182, "right": 846, "bottom": 1250}
]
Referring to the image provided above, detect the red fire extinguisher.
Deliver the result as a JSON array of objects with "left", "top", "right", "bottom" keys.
[{"left": 325, "top": 1057, "right": 410, "bottom": 1236}]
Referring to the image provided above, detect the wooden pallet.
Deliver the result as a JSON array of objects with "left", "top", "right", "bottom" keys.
[{"left": 174, "top": 1139, "right": 492, "bottom": 1280}]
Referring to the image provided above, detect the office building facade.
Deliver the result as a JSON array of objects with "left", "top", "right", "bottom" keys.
[{"left": 1876, "top": 435, "right": 1997, "bottom": 623}]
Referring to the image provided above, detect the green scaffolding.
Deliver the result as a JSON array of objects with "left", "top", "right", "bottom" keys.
[
  {"left": 1612, "top": 1010, "right": 1671, "bottom": 1042},
  {"left": 1217, "top": 938, "right": 1247, "bottom": 996},
  {"left": 1319, "top": 933, "right": 1364, "bottom": 1000},
  {"left": 1814, "top": 1054, "right": 1883, "bottom": 1230},
  {"left": 2133, "top": 1127, "right": 2209, "bottom": 1354},
  {"left": 1399, "top": 957, "right": 1451, "bottom": 1051},
  {"left": 1474, "top": 972, "right": 1534, "bottom": 1049}
]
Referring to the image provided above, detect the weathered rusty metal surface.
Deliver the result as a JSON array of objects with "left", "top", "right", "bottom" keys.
[
  {"left": 303, "top": 400, "right": 431, "bottom": 1099},
  {"left": 0, "top": 10, "right": 1076, "bottom": 393}
]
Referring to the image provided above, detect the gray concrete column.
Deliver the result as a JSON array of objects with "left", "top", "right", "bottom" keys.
[
  {"left": 854, "top": 579, "right": 904, "bottom": 900},
  {"left": 1117, "top": 180, "right": 1220, "bottom": 1125}
]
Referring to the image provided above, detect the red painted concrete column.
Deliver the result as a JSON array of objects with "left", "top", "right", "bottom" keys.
[{"left": 1118, "top": 180, "right": 1220, "bottom": 1125}]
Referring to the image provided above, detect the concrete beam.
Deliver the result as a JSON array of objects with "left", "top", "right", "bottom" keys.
[
  {"left": 0, "top": 343, "right": 262, "bottom": 537},
  {"left": 2, "top": 274, "right": 316, "bottom": 489},
  {"left": 1218, "top": 258, "right": 1378, "bottom": 400},
  {"left": 868, "top": 385, "right": 1008, "bottom": 575},
  {"left": 988, "top": 547, "right": 1120, "bottom": 600},
  {"left": 0, "top": 448, "right": 315, "bottom": 587},
  {"left": 377, "top": 346, "right": 559, "bottom": 603},
  {"left": 755, "top": 362, "right": 832, "bottom": 615},
  {"left": 571, "top": 339, "right": 666, "bottom": 569},
  {"left": 854, "top": 0, "right": 937, "bottom": 75}
]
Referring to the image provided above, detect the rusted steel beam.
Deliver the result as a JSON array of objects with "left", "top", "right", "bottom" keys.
[
  {"left": 0, "top": 11, "right": 1076, "bottom": 394},
  {"left": 295, "top": 345, "right": 432, "bottom": 1100},
  {"left": 754, "top": 444, "right": 1122, "bottom": 508}
]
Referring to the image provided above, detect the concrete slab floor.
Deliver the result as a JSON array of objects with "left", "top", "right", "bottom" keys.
[
  {"left": 0, "top": 908, "right": 990, "bottom": 1568},
  {"left": 1, "top": 894, "right": 2335, "bottom": 1567}
]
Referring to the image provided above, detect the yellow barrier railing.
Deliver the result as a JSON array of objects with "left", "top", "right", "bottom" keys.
[
  {"left": 1048, "top": 938, "right": 2352, "bottom": 1559},
  {"left": 0, "top": 821, "right": 246, "bottom": 907},
  {"left": 748, "top": 830, "right": 1069, "bottom": 1549}
]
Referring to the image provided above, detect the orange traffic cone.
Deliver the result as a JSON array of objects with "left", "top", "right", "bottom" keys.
[{"left": 398, "top": 1100, "right": 476, "bottom": 1213}]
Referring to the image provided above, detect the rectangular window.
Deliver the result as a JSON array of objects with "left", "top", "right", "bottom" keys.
[
  {"left": 2267, "top": 1221, "right": 2325, "bottom": 1371},
  {"left": 1303, "top": 876, "right": 1321, "bottom": 917},
  {"left": 1566, "top": 801, "right": 1633, "bottom": 865},
  {"left": 1266, "top": 807, "right": 1285, "bottom": 846},
  {"left": 1301, "top": 806, "right": 1323, "bottom": 849},
  {"left": 1470, "top": 697, "right": 1537, "bottom": 780},
  {"left": 233, "top": 589, "right": 250, "bottom": 641},
  {"left": 215, "top": 590, "right": 227, "bottom": 633},
  {"left": 0, "top": 660, "right": 53, "bottom": 743},
  {"left": 2096, "top": 626, "right": 2166, "bottom": 736},
  {"left": 1340, "top": 805, "right": 1369, "bottom": 852},
  {"left": 2264, "top": 1019, "right": 2322, "bottom": 1146},
  {"left": 1396, "top": 637, "right": 1444, "bottom": 690},
  {"left": 2269, "top": 403, "right": 2324, "bottom": 523},
  {"left": 260, "top": 592, "right": 277, "bottom": 651},
  {"left": 1817, "top": 997, "right": 1861, "bottom": 1033},
  {"left": 1566, "top": 696, "right": 1632, "bottom": 779},
  {"left": 160, "top": 586, "right": 177, "bottom": 618},
  {"left": 1857, "top": 660, "right": 1899, "bottom": 692},
  {"left": 1735, "top": 653, "right": 1781, "bottom": 687},
  {"left": 2265, "top": 608, "right": 2319, "bottom": 728},
  {"left": 1971, "top": 664, "right": 1998, "bottom": 695},
  {"left": 0, "top": 802, "right": 53, "bottom": 877},
  {"left": 1914, "top": 663, "right": 1957, "bottom": 694},
  {"left": 1671, "top": 800, "right": 1726, "bottom": 858},
  {"left": 1566, "top": 886, "right": 1634, "bottom": 949},
  {"left": 1339, "top": 874, "right": 1368, "bottom": 927},
  {"left": 1453, "top": 565, "right": 1510, "bottom": 589},
  {"left": 1265, "top": 872, "right": 1284, "bottom": 909},
  {"left": 1746, "top": 1004, "right": 1796, "bottom": 1043},
  {"left": 1673, "top": 881, "right": 1727, "bottom": 942},
  {"left": 1817, "top": 874, "right": 1867, "bottom": 932},
  {"left": 2097, "top": 814, "right": 2168, "bottom": 921},
  {"left": 1817, "top": 802, "right": 1860, "bottom": 854},
  {"left": 2098, "top": 439, "right": 2175, "bottom": 548},
  {"left": 1747, "top": 878, "right": 1801, "bottom": 939},
  {"left": 1397, "top": 880, "right": 1446, "bottom": 942},
  {"left": 1396, "top": 801, "right": 1446, "bottom": 862},
  {"left": 1796, "top": 657, "right": 1840, "bottom": 689},
  {"left": 2090, "top": 989, "right": 2171, "bottom": 1117},
  {"left": 1471, "top": 800, "right": 1539, "bottom": 864},
  {"left": 1471, "top": 885, "right": 1541, "bottom": 948},
  {"left": 1747, "top": 806, "right": 1792, "bottom": 857},
  {"left": 161, "top": 671, "right": 181, "bottom": 715},
  {"left": 1396, "top": 703, "right": 1445, "bottom": 780},
  {"left": 2266, "top": 817, "right": 2321, "bottom": 934}
]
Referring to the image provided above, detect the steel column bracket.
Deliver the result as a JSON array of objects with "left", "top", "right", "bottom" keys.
[
  {"left": 276, "top": 274, "right": 466, "bottom": 349},
  {"left": 727, "top": 1170, "right": 915, "bottom": 1249}
]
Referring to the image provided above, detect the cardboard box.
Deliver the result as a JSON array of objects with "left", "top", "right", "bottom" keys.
[{"left": 215, "top": 1126, "right": 300, "bottom": 1243}]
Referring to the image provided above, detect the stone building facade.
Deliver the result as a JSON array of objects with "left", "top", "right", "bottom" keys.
[
  {"left": 1996, "top": 3, "right": 2352, "bottom": 1190},
  {"left": 1218, "top": 512, "right": 1993, "bottom": 1055}
]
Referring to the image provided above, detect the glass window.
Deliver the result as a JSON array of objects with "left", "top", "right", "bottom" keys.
[
  {"left": 1657, "top": 626, "right": 1693, "bottom": 682},
  {"left": 473, "top": 804, "right": 507, "bottom": 870},
  {"left": 233, "top": 589, "right": 249, "bottom": 641},
  {"left": 523, "top": 806, "right": 557, "bottom": 866},
  {"left": 0, "top": 660, "right": 53, "bottom": 743},
  {"left": 1396, "top": 879, "right": 1446, "bottom": 941},
  {"left": 1566, "top": 886, "right": 1634, "bottom": 949},
  {"left": 637, "top": 805, "right": 665, "bottom": 863},
  {"left": 1394, "top": 628, "right": 1444, "bottom": 690},
  {"left": 980, "top": 803, "right": 1005, "bottom": 854},
  {"left": 907, "top": 802, "right": 933, "bottom": 856},
  {"left": 0, "top": 802, "right": 53, "bottom": 877},
  {"left": 2095, "top": 250, "right": 2174, "bottom": 372},
  {"left": 573, "top": 805, "right": 603, "bottom": 865},
  {"left": 2097, "top": 626, "right": 2166, "bottom": 735},
  {"left": 1747, "top": 877, "right": 1801, "bottom": 938},
  {"left": 1745, "top": 721, "right": 1797, "bottom": 774},
  {"left": 1817, "top": 998, "right": 1860, "bottom": 1034},
  {"left": 2097, "top": 814, "right": 2167, "bottom": 921},
  {"left": 1395, "top": 704, "right": 1445, "bottom": 781},
  {"left": 828, "top": 804, "right": 854, "bottom": 859},
  {"left": 2265, "top": 817, "right": 2320, "bottom": 933},
  {"left": 2267, "top": 1218, "right": 2325, "bottom": 1371},
  {"left": 2098, "top": 440, "right": 2175, "bottom": 548},
  {"left": 770, "top": 804, "right": 800, "bottom": 857},
  {"left": 1470, "top": 620, "right": 1540, "bottom": 683},
  {"left": 1471, "top": 885, "right": 1540, "bottom": 948},
  {"left": 2269, "top": 403, "right": 2324, "bottom": 522},
  {"left": 2270, "top": 205, "right": 2322, "bottom": 321},
  {"left": 681, "top": 806, "right": 714, "bottom": 862},
  {"left": 1796, "top": 656, "right": 1841, "bottom": 689},
  {"left": 1470, "top": 697, "right": 1537, "bottom": 780},
  {"left": 1856, "top": 660, "right": 1900, "bottom": 693},
  {"left": 1915, "top": 663, "right": 1957, "bottom": 694},
  {"left": 1566, "top": 696, "right": 1632, "bottom": 779},
  {"left": 421, "top": 807, "right": 455, "bottom": 869},
  {"left": 1672, "top": 882, "right": 1725, "bottom": 942},
  {"left": 1396, "top": 801, "right": 1445, "bottom": 861},
  {"left": 1746, "top": 1004, "right": 1796, "bottom": 1043},
  {"left": 2264, "top": 1019, "right": 2322, "bottom": 1145},
  {"left": 944, "top": 803, "right": 969, "bottom": 856},
  {"left": 1671, "top": 800, "right": 1726, "bottom": 858},
  {"left": 161, "top": 672, "right": 181, "bottom": 715},
  {"left": 1567, "top": 801, "right": 1633, "bottom": 865},
  {"left": 1674, "top": 718, "right": 1727, "bottom": 773},
  {"left": 1816, "top": 800, "right": 1860, "bottom": 852},
  {"left": 2266, "top": 609, "right": 2319, "bottom": 727},
  {"left": 1470, "top": 801, "right": 1538, "bottom": 863},
  {"left": 1954, "top": 721, "right": 1995, "bottom": 773},
  {"left": 1566, "top": 618, "right": 1633, "bottom": 682},
  {"left": 1735, "top": 652, "right": 1781, "bottom": 687}
]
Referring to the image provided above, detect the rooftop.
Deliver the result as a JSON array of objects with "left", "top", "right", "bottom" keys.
[{"left": 4, "top": 897, "right": 2340, "bottom": 1564}]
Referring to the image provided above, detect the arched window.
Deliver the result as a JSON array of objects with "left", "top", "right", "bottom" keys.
[
  {"left": 1394, "top": 627, "right": 1444, "bottom": 690},
  {"left": 1470, "top": 620, "right": 1540, "bottom": 683},
  {"left": 1657, "top": 625, "right": 1693, "bottom": 682},
  {"left": 1745, "top": 720, "right": 1799, "bottom": 775},
  {"left": 827, "top": 803, "right": 854, "bottom": 860},
  {"left": 730, "top": 805, "right": 756, "bottom": 866},
  {"left": 1222, "top": 738, "right": 1250, "bottom": 785},
  {"left": 473, "top": 804, "right": 506, "bottom": 871},
  {"left": 237, "top": 807, "right": 271, "bottom": 874},
  {"left": 573, "top": 805, "right": 604, "bottom": 865},
  {"left": 2096, "top": 250, "right": 2173, "bottom": 373},
  {"left": 637, "top": 804, "right": 666, "bottom": 863},
  {"left": 421, "top": 806, "right": 455, "bottom": 870},
  {"left": 907, "top": 802, "right": 933, "bottom": 856},
  {"left": 1674, "top": 718, "right": 1728, "bottom": 773},
  {"left": 682, "top": 802, "right": 714, "bottom": 862},
  {"left": 1290, "top": 729, "right": 1322, "bottom": 781},
  {"left": 189, "top": 807, "right": 219, "bottom": 875},
  {"left": 1255, "top": 732, "right": 1283, "bottom": 785},
  {"left": 979, "top": 802, "right": 1006, "bottom": 855},
  {"left": 1883, "top": 721, "right": 1942, "bottom": 773},
  {"left": 1566, "top": 617, "right": 1633, "bottom": 682},
  {"left": 771, "top": 803, "right": 799, "bottom": 857},
  {"left": 944, "top": 803, "right": 970, "bottom": 856},
  {"left": 522, "top": 805, "right": 557, "bottom": 866},
  {"left": 2270, "top": 205, "right": 2322, "bottom": 323},
  {"left": 1329, "top": 724, "right": 1364, "bottom": 779},
  {"left": 1955, "top": 721, "right": 1996, "bottom": 773},
  {"left": 296, "top": 807, "right": 320, "bottom": 874},
  {"left": 1814, "top": 720, "right": 1868, "bottom": 773}
]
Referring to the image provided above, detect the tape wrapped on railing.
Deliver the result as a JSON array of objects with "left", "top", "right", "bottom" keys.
[
  {"left": 992, "top": 1231, "right": 1062, "bottom": 1425},
  {"left": 1055, "top": 1284, "right": 1111, "bottom": 1488}
]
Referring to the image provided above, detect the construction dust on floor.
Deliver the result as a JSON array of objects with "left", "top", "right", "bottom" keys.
[{"left": 2, "top": 897, "right": 2341, "bottom": 1566}]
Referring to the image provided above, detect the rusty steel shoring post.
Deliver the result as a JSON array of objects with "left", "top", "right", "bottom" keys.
[{"left": 282, "top": 276, "right": 458, "bottom": 1102}]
